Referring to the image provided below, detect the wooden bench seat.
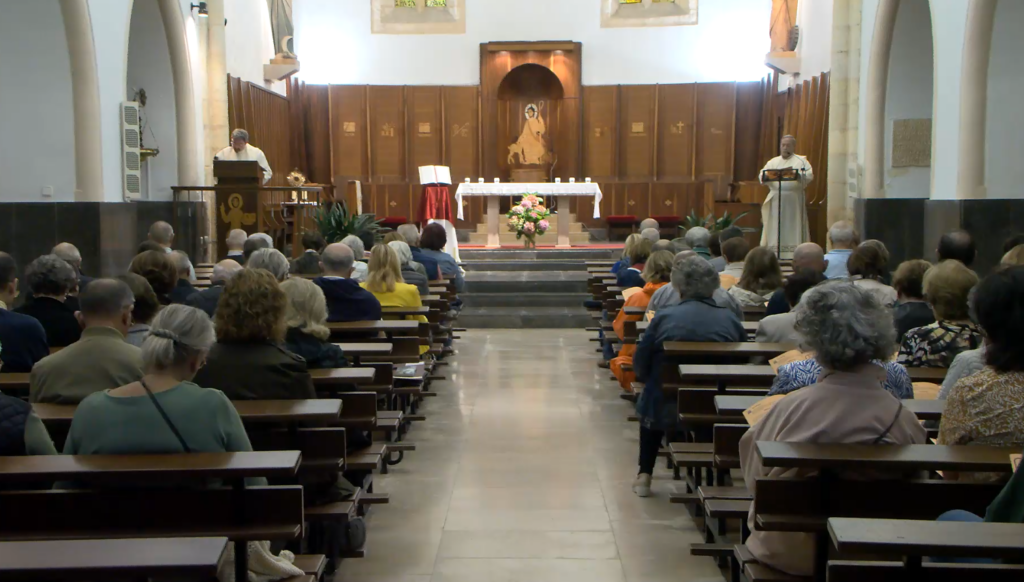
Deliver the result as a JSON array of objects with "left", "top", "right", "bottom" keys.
[
  {"left": 828, "top": 517, "right": 1024, "bottom": 565},
  {"left": 678, "top": 364, "right": 947, "bottom": 388},
  {"left": 716, "top": 395, "right": 945, "bottom": 422}
]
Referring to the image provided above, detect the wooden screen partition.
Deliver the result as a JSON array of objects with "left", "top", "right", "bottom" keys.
[
  {"left": 287, "top": 79, "right": 332, "bottom": 187},
  {"left": 227, "top": 75, "right": 292, "bottom": 187}
]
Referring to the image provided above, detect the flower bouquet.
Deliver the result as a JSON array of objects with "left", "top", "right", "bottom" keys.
[{"left": 505, "top": 194, "right": 551, "bottom": 248}]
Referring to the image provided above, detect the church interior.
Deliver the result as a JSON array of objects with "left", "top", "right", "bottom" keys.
[{"left": 2, "top": 0, "right": 1024, "bottom": 581}]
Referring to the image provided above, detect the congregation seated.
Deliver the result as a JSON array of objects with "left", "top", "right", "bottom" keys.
[
  {"left": 651, "top": 239, "right": 676, "bottom": 254},
  {"left": 397, "top": 223, "right": 442, "bottom": 281},
  {"left": 848, "top": 240, "right": 897, "bottom": 307},
  {"left": 683, "top": 226, "right": 711, "bottom": 259},
  {"left": 118, "top": 273, "right": 160, "bottom": 347},
  {"left": 718, "top": 237, "right": 749, "bottom": 289},
  {"left": 938, "top": 266, "right": 1024, "bottom": 480},
  {"left": 15, "top": 254, "right": 82, "bottom": 347},
  {"left": 167, "top": 250, "right": 196, "bottom": 304},
  {"left": 823, "top": 220, "right": 858, "bottom": 278},
  {"left": 765, "top": 242, "right": 825, "bottom": 316},
  {"left": 609, "top": 250, "right": 673, "bottom": 390},
  {"left": 389, "top": 240, "right": 429, "bottom": 295},
  {"left": 63, "top": 304, "right": 262, "bottom": 485},
  {"left": 247, "top": 247, "right": 291, "bottom": 282},
  {"left": 362, "top": 245, "right": 429, "bottom": 325},
  {"left": 30, "top": 279, "right": 143, "bottom": 404},
  {"left": 632, "top": 255, "right": 746, "bottom": 497},
  {"left": 224, "top": 228, "right": 247, "bottom": 264},
  {"left": 185, "top": 259, "right": 242, "bottom": 318},
  {"left": 193, "top": 269, "right": 315, "bottom": 400},
  {"left": 892, "top": 259, "right": 936, "bottom": 343},
  {"left": 616, "top": 238, "right": 652, "bottom": 289},
  {"left": 314, "top": 242, "right": 382, "bottom": 322},
  {"left": 0, "top": 252, "right": 48, "bottom": 373},
  {"left": 640, "top": 227, "right": 660, "bottom": 245},
  {"left": 129, "top": 250, "right": 177, "bottom": 306},
  {"left": 147, "top": 220, "right": 195, "bottom": 280},
  {"left": 708, "top": 226, "right": 742, "bottom": 273},
  {"left": 418, "top": 223, "right": 464, "bottom": 293},
  {"left": 611, "top": 233, "right": 644, "bottom": 275},
  {"left": 740, "top": 281, "right": 927, "bottom": 576},
  {"left": 755, "top": 269, "right": 825, "bottom": 344},
  {"left": 897, "top": 259, "right": 981, "bottom": 368},
  {"left": 727, "top": 245, "right": 782, "bottom": 307},
  {"left": 384, "top": 231, "right": 429, "bottom": 279},
  {"left": 646, "top": 251, "right": 743, "bottom": 320},
  {"left": 281, "top": 277, "right": 348, "bottom": 370},
  {"left": 0, "top": 355, "right": 57, "bottom": 456},
  {"left": 290, "top": 230, "right": 325, "bottom": 276},
  {"left": 937, "top": 229, "right": 976, "bottom": 268},
  {"left": 340, "top": 235, "right": 369, "bottom": 282},
  {"left": 52, "top": 242, "right": 93, "bottom": 292},
  {"left": 242, "top": 234, "right": 270, "bottom": 262},
  {"left": 638, "top": 217, "right": 659, "bottom": 233}
]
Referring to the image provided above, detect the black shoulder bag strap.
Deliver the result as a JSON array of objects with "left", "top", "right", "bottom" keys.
[
  {"left": 140, "top": 378, "right": 191, "bottom": 453},
  {"left": 873, "top": 401, "right": 905, "bottom": 445}
]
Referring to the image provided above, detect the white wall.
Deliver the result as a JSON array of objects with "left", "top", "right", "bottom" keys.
[
  {"left": 795, "top": 0, "right": 833, "bottom": 79},
  {"left": 985, "top": 0, "right": 1024, "bottom": 200},
  {"left": 127, "top": 0, "right": 179, "bottom": 201},
  {"left": 0, "top": 1, "right": 76, "bottom": 201},
  {"left": 225, "top": 0, "right": 284, "bottom": 95},
  {"left": 883, "top": 0, "right": 931, "bottom": 199},
  {"left": 294, "top": 0, "right": 771, "bottom": 85}
]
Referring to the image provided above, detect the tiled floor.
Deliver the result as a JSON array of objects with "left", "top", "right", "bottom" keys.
[{"left": 335, "top": 329, "right": 722, "bottom": 582}]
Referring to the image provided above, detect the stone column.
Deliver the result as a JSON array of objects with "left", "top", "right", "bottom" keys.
[
  {"left": 863, "top": 0, "right": 901, "bottom": 199},
  {"left": 157, "top": 0, "right": 199, "bottom": 188},
  {"left": 59, "top": 0, "right": 104, "bottom": 202},
  {"left": 826, "top": 0, "right": 862, "bottom": 228},
  {"left": 205, "top": 0, "right": 229, "bottom": 261},
  {"left": 957, "top": 0, "right": 997, "bottom": 200}
]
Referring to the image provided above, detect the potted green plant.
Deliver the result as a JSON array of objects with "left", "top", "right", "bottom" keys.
[
  {"left": 313, "top": 202, "right": 384, "bottom": 244},
  {"left": 680, "top": 209, "right": 751, "bottom": 232}
]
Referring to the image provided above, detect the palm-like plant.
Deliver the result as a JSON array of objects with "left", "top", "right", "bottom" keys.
[
  {"left": 314, "top": 202, "right": 383, "bottom": 244},
  {"left": 680, "top": 209, "right": 751, "bottom": 232}
]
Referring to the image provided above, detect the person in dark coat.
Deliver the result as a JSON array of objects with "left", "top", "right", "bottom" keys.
[
  {"left": 281, "top": 277, "right": 348, "bottom": 369},
  {"left": 313, "top": 243, "right": 382, "bottom": 323},
  {"left": 192, "top": 269, "right": 315, "bottom": 400},
  {"left": 616, "top": 239, "right": 652, "bottom": 290},
  {"left": 397, "top": 224, "right": 442, "bottom": 281},
  {"left": 0, "top": 253, "right": 49, "bottom": 372},
  {"left": 631, "top": 254, "right": 745, "bottom": 497},
  {"left": 167, "top": 251, "right": 196, "bottom": 305},
  {"left": 15, "top": 254, "right": 81, "bottom": 347},
  {"left": 892, "top": 259, "right": 936, "bottom": 343},
  {"left": 185, "top": 260, "right": 242, "bottom": 318},
  {"left": 290, "top": 231, "right": 326, "bottom": 276}
]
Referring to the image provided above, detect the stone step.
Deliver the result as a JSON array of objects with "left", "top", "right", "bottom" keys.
[
  {"left": 475, "top": 221, "right": 584, "bottom": 234},
  {"left": 460, "top": 260, "right": 588, "bottom": 272},
  {"left": 460, "top": 292, "right": 590, "bottom": 308},
  {"left": 463, "top": 271, "right": 589, "bottom": 294},
  {"left": 456, "top": 306, "right": 595, "bottom": 329},
  {"left": 468, "top": 231, "right": 591, "bottom": 245}
]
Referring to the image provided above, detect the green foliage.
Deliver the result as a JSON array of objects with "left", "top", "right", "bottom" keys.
[
  {"left": 314, "top": 202, "right": 383, "bottom": 244},
  {"left": 680, "top": 209, "right": 751, "bottom": 232}
]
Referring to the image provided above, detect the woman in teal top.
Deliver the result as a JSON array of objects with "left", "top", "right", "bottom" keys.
[{"left": 63, "top": 304, "right": 262, "bottom": 485}]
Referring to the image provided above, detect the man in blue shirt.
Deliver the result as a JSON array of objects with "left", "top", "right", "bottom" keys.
[
  {"left": 0, "top": 253, "right": 49, "bottom": 373},
  {"left": 823, "top": 220, "right": 858, "bottom": 279}
]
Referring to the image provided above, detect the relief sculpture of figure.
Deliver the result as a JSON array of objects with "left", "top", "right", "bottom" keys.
[
  {"left": 769, "top": 0, "right": 798, "bottom": 53},
  {"left": 508, "top": 103, "right": 548, "bottom": 165}
]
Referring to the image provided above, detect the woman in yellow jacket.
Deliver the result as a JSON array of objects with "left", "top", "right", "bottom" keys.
[{"left": 361, "top": 244, "right": 429, "bottom": 354}]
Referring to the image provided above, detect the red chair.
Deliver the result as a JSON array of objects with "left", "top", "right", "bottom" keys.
[
  {"left": 606, "top": 215, "right": 637, "bottom": 241},
  {"left": 378, "top": 216, "right": 407, "bottom": 231},
  {"left": 650, "top": 215, "right": 681, "bottom": 239}
]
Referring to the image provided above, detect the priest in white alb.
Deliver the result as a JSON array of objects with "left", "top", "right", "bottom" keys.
[
  {"left": 215, "top": 128, "right": 273, "bottom": 185},
  {"left": 759, "top": 135, "right": 812, "bottom": 259}
]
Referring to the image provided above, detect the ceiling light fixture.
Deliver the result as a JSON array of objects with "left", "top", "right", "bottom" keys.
[{"left": 191, "top": 2, "right": 208, "bottom": 17}]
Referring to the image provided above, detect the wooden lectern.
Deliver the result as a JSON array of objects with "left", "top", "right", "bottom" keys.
[{"left": 213, "top": 160, "right": 262, "bottom": 260}]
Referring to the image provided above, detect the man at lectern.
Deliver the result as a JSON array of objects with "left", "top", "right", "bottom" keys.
[
  {"left": 759, "top": 135, "right": 812, "bottom": 259},
  {"left": 214, "top": 128, "right": 273, "bottom": 185}
]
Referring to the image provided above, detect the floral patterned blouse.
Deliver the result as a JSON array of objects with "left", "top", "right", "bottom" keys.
[
  {"left": 896, "top": 320, "right": 983, "bottom": 368},
  {"left": 768, "top": 359, "right": 913, "bottom": 400}
]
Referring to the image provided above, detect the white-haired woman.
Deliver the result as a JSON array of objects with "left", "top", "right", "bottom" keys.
[
  {"left": 246, "top": 248, "right": 290, "bottom": 282},
  {"left": 738, "top": 281, "right": 927, "bottom": 577},
  {"left": 388, "top": 240, "right": 429, "bottom": 295},
  {"left": 632, "top": 255, "right": 746, "bottom": 497},
  {"left": 340, "top": 235, "right": 369, "bottom": 282},
  {"left": 280, "top": 277, "right": 347, "bottom": 369}
]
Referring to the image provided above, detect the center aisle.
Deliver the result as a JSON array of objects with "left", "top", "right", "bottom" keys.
[{"left": 337, "top": 329, "right": 721, "bottom": 582}]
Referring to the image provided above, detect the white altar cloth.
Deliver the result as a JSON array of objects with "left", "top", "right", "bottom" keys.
[{"left": 454, "top": 182, "right": 603, "bottom": 219}]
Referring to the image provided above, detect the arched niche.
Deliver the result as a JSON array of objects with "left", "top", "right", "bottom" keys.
[
  {"left": 985, "top": 0, "right": 1024, "bottom": 199},
  {"left": 497, "top": 64, "right": 566, "bottom": 183}
]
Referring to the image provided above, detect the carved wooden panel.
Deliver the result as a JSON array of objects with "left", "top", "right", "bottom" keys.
[
  {"left": 583, "top": 86, "right": 618, "bottom": 180},
  {"left": 406, "top": 86, "right": 443, "bottom": 178},
  {"left": 656, "top": 84, "right": 695, "bottom": 182},
  {"left": 733, "top": 81, "right": 764, "bottom": 183},
  {"left": 444, "top": 86, "right": 481, "bottom": 227},
  {"left": 618, "top": 85, "right": 656, "bottom": 180},
  {"left": 368, "top": 86, "right": 406, "bottom": 183},
  {"left": 329, "top": 85, "right": 368, "bottom": 183},
  {"left": 695, "top": 82, "right": 736, "bottom": 200}
]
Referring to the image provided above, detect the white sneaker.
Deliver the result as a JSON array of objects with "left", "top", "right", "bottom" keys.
[{"left": 632, "top": 473, "right": 652, "bottom": 497}]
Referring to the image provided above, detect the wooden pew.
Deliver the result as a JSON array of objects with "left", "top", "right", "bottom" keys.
[
  {"left": 633, "top": 320, "right": 759, "bottom": 341},
  {"left": 715, "top": 395, "right": 945, "bottom": 422},
  {"left": 336, "top": 342, "right": 393, "bottom": 365},
  {"left": 826, "top": 518, "right": 1024, "bottom": 580},
  {"left": 665, "top": 342, "right": 793, "bottom": 359},
  {"left": 676, "top": 364, "right": 946, "bottom": 388},
  {"left": 326, "top": 320, "right": 420, "bottom": 340},
  {"left": 756, "top": 441, "right": 1016, "bottom": 474},
  {"left": 0, "top": 452, "right": 303, "bottom": 582},
  {"left": 0, "top": 537, "right": 229, "bottom": 582},
  {"left": 310, "top": 367, "right": 376, "bottom": 387}
]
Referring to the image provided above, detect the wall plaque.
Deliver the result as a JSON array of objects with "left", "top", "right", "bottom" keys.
[{"left": 892, "top": 118, "right": 931, "bottom": 167}]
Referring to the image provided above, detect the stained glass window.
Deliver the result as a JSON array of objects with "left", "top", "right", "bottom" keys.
[
  {"left": 396, "top": 0, "right": 446, "bottom": 6},
  {"left": 426, "top": 0, "right": 446, "bottom": 5}
]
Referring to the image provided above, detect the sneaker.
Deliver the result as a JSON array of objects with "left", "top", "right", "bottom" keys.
[
  {"left": 597, "top": 360, "right": 611, "bottom": 369},
  {"left": 632, "top": 473, "right": 652, "bottom": 497}
]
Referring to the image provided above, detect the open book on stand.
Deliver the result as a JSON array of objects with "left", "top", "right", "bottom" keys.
[{"left": 418, "top": 165, "right": 452, "bottom": 185}]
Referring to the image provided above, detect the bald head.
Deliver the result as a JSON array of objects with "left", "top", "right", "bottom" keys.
[
  {"left": 321, "top": 242, "right": 355, "bottom": 277},
  {"left": 148, "top": 221, "right": 174, "bottom": 246},
  {"left": 212, "top": 259, "right": 243, "bottom": 284},
  {"left": 226, "top": 229, "right": 247, "bottom": 251},
  {"left": 674, "top": 250, "right": 698, "bottom": 263},
  {"left": 77, "top": 278, "right": 134, "bottom": 336},
  {"left": 792, "top": 242, "right": 826, "bottom": 274},
  {"left": 51, "top": 242, "right": 82, "bottom": 272}
]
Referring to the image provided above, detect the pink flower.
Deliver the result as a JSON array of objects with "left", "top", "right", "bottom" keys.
[
  {"left": 512, "top": 206, "right": 524, "bottom": 215},
  {"left": 523, "top": 222, "right": 535, "bottom": 233},
  {"left": 538, "top": 219, "right": 550, "bottom": 231},
  {"left": 521, "top": 199, "right": 533, "bottom": 209}
]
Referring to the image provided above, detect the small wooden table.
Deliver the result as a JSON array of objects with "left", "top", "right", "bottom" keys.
[{"left": 0, "top": 537, "right": 229, "bottom": 581}]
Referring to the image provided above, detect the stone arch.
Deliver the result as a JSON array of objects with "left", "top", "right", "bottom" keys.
[{"left": 958, "top": 0, "right": 996, "bottom": 199}]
